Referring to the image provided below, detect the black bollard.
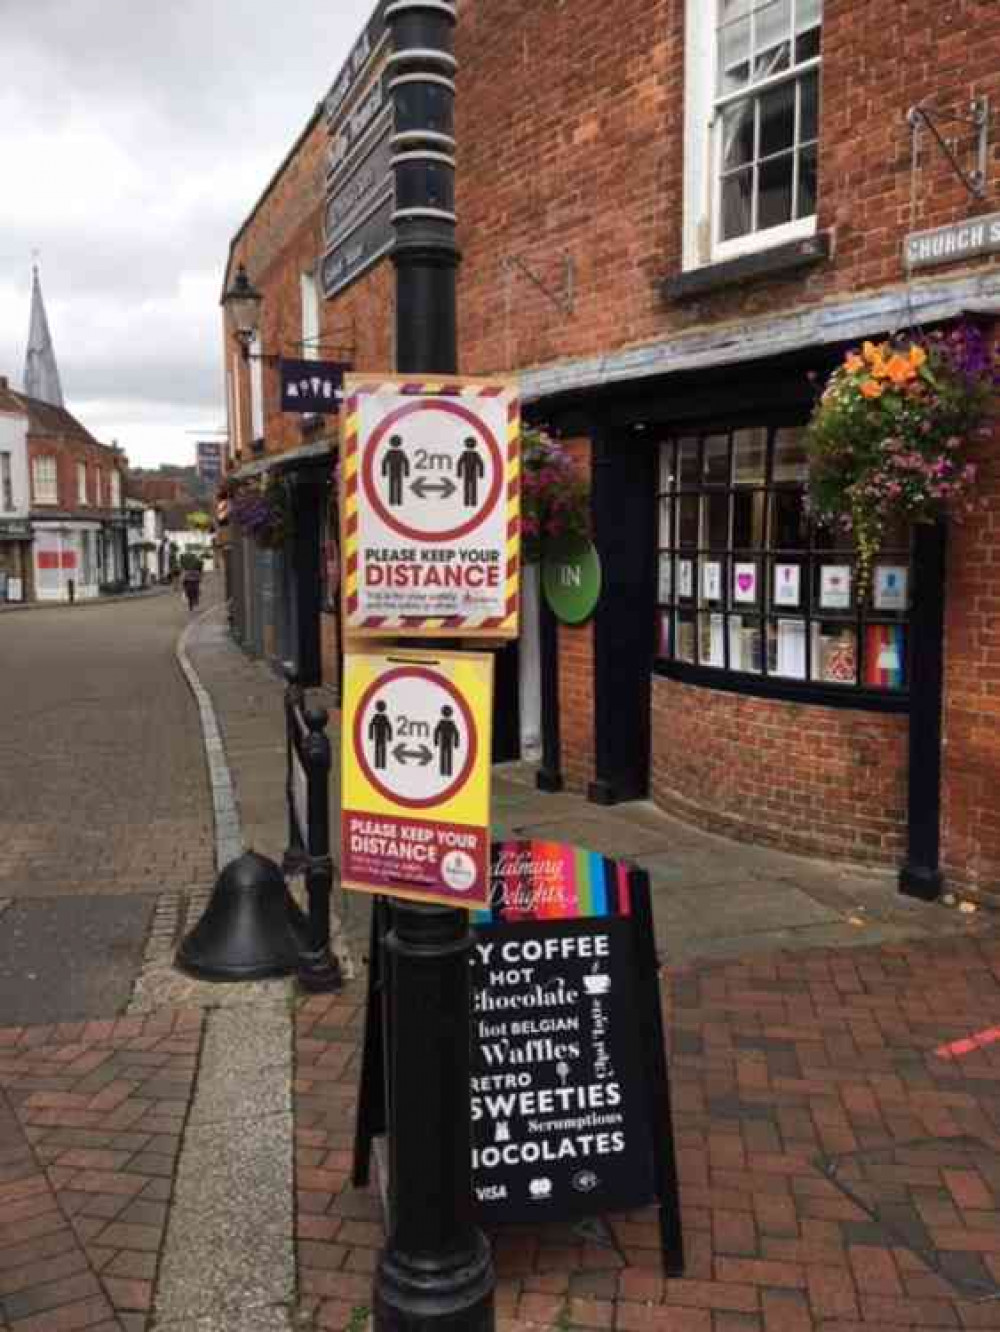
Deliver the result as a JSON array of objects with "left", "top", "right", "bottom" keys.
[
  {"left": 176, "top": 851, "right": 307, "bottom": 981},
  {"left": 296, "top": 706, "right": 342, "bottom": 993}
]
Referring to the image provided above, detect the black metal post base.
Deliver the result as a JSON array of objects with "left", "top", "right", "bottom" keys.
[
  {"left": 374, "top": 1231, "right": 494, "bottom": 1332},
  {"left": 297, "top": 946, "right": 342, "bottom": 994},
  {"left": 899, "top": 862, "right": 944, "bottom": 902},
  {"left": 536, "top": 768, "right": 564, "bottom": 793},
  {"left": 375, "top": 902, "right": 495, "bottom": 1332}
]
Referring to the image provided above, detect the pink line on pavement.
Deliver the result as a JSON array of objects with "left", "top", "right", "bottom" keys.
[{"left": 935, "top": 1026, "right": 1000, "bottom": 1059}]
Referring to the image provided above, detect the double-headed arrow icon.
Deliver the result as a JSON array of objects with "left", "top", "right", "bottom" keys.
[
  {"left": 411, "top": 476, "right": 457, "bottom": 500},
  {"left": 393, "top": 743, "right": 433, "bottom": 766}
]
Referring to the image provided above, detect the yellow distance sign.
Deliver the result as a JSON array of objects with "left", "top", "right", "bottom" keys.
[{"left": 341, "top": 648, "right": 494, "bottom": 910}]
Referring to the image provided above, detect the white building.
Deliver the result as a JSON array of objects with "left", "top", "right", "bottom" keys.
[{"left": 0, "top": 378, "right": 30, "bottom": 601}]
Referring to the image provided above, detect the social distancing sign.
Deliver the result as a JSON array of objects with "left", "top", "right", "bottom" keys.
[
  {"left": 341, "top": 374, "right": 520, "bottom": 638},
  {"left": 341, "top": 649, "right": 494, "bottom": 909}
]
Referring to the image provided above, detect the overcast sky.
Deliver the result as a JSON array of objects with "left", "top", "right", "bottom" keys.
[{"left": 0, "top": 0, "right": 374, "bottom": 468}]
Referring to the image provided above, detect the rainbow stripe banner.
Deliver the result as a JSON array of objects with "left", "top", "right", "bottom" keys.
[
  {"left": 865, "top": 623, "right": 906, "bottom": 690},
  {"left": 476, "top": 840, "right": 635, "bottom": 924}
]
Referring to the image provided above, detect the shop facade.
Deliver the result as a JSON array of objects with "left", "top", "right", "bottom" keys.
[
  {"left": 221, "top": 0, "right": 1000, "bottom": 895},
  {"left": 21, "top": 394, "right": 128, "bottom": 602}
]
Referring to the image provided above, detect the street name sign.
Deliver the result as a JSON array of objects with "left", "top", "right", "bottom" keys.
[
  {"left": 905, "top": 212, "right": 1000, "bottom": 271},
  {"left": 341, "top": 648, "right": 494, "bottom": 909},
  {"left": 341, "top": 374, "right": 520, "bottom": 637},
  {"left": 321, "top": 3, "right": 393, "bottom": 302}
]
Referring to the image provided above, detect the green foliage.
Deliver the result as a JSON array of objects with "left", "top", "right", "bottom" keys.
[{"left": 807, "top": 326, "right": 993, "bottom": 594}]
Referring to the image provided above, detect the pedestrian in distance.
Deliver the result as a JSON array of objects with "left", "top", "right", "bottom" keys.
[{"left": 181, "top": 563, "right": 202, "bottom": 611}]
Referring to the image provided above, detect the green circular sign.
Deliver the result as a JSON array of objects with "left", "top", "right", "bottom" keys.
[{"left": 542, "top": 539, "right": 602, "bottom": 624}]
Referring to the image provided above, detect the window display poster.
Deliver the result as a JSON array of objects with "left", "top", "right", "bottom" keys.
[
  {"left": 774, "top": 619, "right": 806, "bottom": 679},
  {"left": 658, "top": 612, "right": 671, "bottom": 658},
  {"left": 865, "top": 623, "right": 905, "bottom": 689},
  {"left": 678, "top": 560, "right": 693, "bottom": 599},
  {"left": 874, "top": 566, "right": 908, "bottom": 612},
  {"left": 820, "top": 564, "right": 852, "bottom": 610},
  {"left": 702, "top": 561, "right": 721, "bottom": 602},
  {"left": 733, "top": 561, "right": 757, "bottom": 604},
  {"left": 658, "top": 556, "right": 672, "bottom": 603},
  {"left": 773, "top": 563, "right": 801, "bottom": 608}
]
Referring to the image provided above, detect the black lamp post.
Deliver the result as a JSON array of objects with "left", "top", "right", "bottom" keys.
[{"left": 372, "top": 3, "right": 495, "bottom": 1331}]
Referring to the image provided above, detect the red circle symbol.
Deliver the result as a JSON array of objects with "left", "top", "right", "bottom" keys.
[
  {"left": 352, "top": 666, "right": 478, "bottom": 809},
  {"left": 361, "top": 399, "right": 503, "bottom": 544}
]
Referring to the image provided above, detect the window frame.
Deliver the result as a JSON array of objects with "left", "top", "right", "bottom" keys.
[
  {"left": 32, "top": 455, "right": 58, "bottom": 506},
  {"left": 301, "top": 269, "right": 321, "bottom": 363},
  {"left": 654, "top": 425, "right": 912, "bottom": 711},
  {"left": 249, "top": 332, "right": 265, "bottom": 443},
  {"left": 0, "top": 452, "right": 13, "bottom": 511},
  {"left": 77, "top": 461, "right": 88, "bottom": 506},
  {"left": 683, "top": 0, "right": 822, "bottom": 271}
]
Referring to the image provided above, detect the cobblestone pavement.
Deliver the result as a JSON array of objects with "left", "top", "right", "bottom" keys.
[{"left": 0, "top": 588, "right": 215, "bottom": 901}]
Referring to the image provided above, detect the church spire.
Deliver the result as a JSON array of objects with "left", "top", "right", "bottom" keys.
[{"left": 23, "top": 264, "right": 64, "bottom": 408}]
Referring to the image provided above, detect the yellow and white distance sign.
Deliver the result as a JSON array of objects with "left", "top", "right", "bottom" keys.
[{"left": 341, "top": 648, "right": 494, "bottom": 909}]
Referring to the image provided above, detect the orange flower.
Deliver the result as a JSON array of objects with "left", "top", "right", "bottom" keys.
[
  {"left": 844, "top": 353, "right": 865, "bottom": 374},
  {"left": 860, "top": 378, "right": 883, "bottom": 399},
  {"left": 862, "top": 340, "right": 887, "bottom": 365},
  {"left": 886, "top": 354, "right": 915, "bottom": 385},
  {"left": 908, "top": 344, "right": 928, "bottom": 370}
]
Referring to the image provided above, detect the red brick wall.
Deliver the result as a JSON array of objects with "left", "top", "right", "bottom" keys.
[
  {"left": 558, "top": 620, "right": 595, "bottom": 793},
  {"left": 27, "top": 432, "right": 125, "bottom": 516},
  {"left": 942, "top": 332, "right": 1000, "bottom": 896},
  {"left": 455, "top": 0, "right": 1000, "bottom": 375},
  {"left": 225, "top": 2, "right": 1000, "bottom": 887},
  {"left": 650, "top": 678, "right": 909, "bottom": 863}
]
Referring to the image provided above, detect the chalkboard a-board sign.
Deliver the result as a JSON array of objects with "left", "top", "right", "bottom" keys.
[{"left": 353, "top": 840, "right": 684, "bottom": 1275}]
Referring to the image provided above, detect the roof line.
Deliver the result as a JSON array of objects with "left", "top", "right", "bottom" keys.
[{"left": 220, "top": 101, "right": 325, "bottom": 303}]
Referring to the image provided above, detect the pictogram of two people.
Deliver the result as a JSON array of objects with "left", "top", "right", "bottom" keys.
[
  {"left": 381, "top": 435, "right": 485, "bottom": 507},
  {"left": 369, "top": 701, "right": 462, "bottom": 777}
]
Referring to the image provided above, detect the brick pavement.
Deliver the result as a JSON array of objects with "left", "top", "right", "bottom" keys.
[
  {"left": 294, "top": 934, "right": 1000, "bottom": 1331},
  {"left": 0, "top": 1009, "right": 202, "bottom": 1332}
]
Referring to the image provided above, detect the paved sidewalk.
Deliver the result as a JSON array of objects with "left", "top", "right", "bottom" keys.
[{"left": 4, "top": 603, "right": 1000, "bottom": 1332}]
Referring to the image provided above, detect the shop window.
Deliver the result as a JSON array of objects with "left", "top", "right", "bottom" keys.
[
  {"left": 655, "top": 428, "right": 911, "bottom": 695},
  {"left": 32, "top": 455, "right": 57, "bottom": 505},
  {"left": 683, "top": 0, "right": 822, "bottom": 269},
  {"left": 301, "top": 271, "right": 321, "bottom": 362},
  {"left": 250, "top": 333, "right": 265, "bottom": 442}
]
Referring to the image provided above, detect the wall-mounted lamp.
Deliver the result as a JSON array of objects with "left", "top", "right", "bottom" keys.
[{"left": 222, "top": 263, "right": 263, "bottom": 360}]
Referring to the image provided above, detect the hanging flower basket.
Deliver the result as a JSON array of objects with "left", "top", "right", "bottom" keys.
[
  {"left": 229, "top": 475, "right": 293, "bottom": 549},
  {"left": 806, "top": 323, "right": 995, "bottom": 595},
  {"left": 520, "top": 428, "right": 592, "bottom": 564}
]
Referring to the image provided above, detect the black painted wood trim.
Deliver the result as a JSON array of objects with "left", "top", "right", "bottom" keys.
[
  {"left": 899, "top": 520, "right": 946, "bottom": 900},
  {"left": 654, "top": 659, "right": 910, "bottom": 714}
]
